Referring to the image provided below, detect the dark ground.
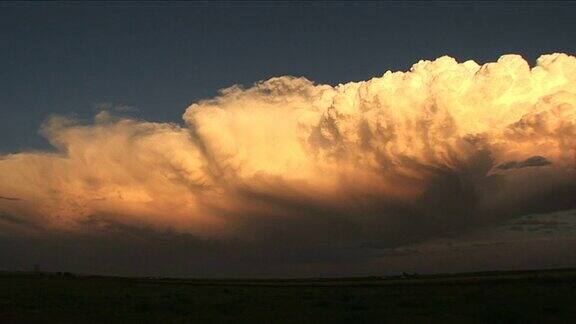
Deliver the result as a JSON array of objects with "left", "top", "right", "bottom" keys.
[{"left": 1, "top": 269, "right": 576, "bottom": 323}]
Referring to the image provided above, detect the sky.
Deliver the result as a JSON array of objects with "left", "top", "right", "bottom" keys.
[
  {"left": 1, "top": 1, "right": 576, "bottom": 278},
  {"left": 2, "top": 1, "right": 575, "bottom": 153}
]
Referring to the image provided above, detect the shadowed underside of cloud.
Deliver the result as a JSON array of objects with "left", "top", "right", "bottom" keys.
[
  {"left": 1, "top": 53, "right": 576, "bottom": 276},
  {"left": 0, "top": 196, "right": 21, "bottom": 201},
  {"left": 497, "top": 155, "right": 552, "bottom": 170}
]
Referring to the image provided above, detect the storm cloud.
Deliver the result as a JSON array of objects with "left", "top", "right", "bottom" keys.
[{"left": 1, "top": 53, "right": 576, "bottom": 276}]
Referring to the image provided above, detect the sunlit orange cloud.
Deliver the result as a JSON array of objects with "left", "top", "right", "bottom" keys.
[{"left": 1, "top": 53, "right": 576, "bottom": 241}]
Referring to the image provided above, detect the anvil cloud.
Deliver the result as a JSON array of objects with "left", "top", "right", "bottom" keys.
[{"left": 1, "top": 53, "right": 576, "bottom": 255}]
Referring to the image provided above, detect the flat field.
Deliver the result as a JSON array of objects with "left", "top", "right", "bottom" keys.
[{"left": 1, "top": 269, "right": 576, "bottom": 323}]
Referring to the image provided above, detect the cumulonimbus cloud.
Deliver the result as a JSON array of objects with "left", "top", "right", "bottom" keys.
[{"left": 1, "top": 53, "right": 576, "bottom": 249}]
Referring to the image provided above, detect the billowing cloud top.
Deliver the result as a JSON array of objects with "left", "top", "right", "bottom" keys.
[{"left": 1, "top": 53, "right": 576, "bottom": 252}]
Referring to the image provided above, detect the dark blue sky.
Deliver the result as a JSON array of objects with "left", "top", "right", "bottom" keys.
[{"left": 1, "top": 1, "right": 574, "bottom": 153}]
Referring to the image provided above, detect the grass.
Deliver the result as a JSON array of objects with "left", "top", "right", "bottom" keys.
[{"left": 1, "top": 268, "right": 576, "bottom": 323}]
